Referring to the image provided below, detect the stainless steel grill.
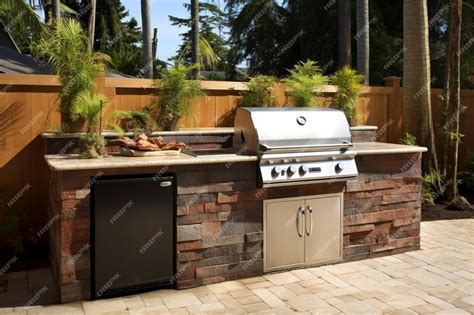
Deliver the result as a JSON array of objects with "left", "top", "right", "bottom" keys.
[{"left": 233, "top": 107, "right": 358, "bottom": 187}]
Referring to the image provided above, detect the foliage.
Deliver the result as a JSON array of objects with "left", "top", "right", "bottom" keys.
[
  {"left": 422, "top": 170, "right": 443, "bottom": 205},
  {"left": 32, "top": 18, "right": 110, "bottom": 117},
  {"left": 461, "top": 154, "right": 474, "bottom": 193},
  {"left": 154, "top": 63, "right": 206, "bottom": 129},
  {"left": 238, "top": 75, "right": 277, "bottom": 108},
  {"left": 0, "top": 0, "right": 43, "bottom": 52},
  {"left": 107, "top": 110, "right": 155, "bottom": 135},
  {"left": 70, "top": 92, "right": 107, "bottom": 132},
  {"left": 170, "top": 1, "right": 228, "bottom": 71},
  {"left": 79, "top": 133, "right": 107, "bottom": 159},
  {"left": 401, "top": 133, "right": 417, "bottom": 146},
  {"left": 330, "top": 66, "right": 365, "bottom": 125},
  {"left": 62, "top": 0, "right": 145, "bottom": 76},
  {"left": 284, "top": 60, "right": 327, "bottom": 107}
]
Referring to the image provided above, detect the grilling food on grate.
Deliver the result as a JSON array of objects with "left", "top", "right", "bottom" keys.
[{"left": 110, "top": 133, "right": 187, "bottom": 151}]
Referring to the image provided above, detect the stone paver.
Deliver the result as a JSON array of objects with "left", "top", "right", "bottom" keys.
[{"left": 0, "top": 219, "right": 472, "bottom": 314}]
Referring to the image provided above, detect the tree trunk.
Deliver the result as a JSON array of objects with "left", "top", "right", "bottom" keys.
[
  {"left": 152, "top": 28, "right": 158, "bottom": 60},
  {"left": 441, "top": 6, "right": 452, "bottom": 178},
  {"left": 445, "top": 0, "right": 462, "bottom": 201},
  {"left": 43, "top": 0, "right": 53, "bottom": 25},
  {"left": 402, "top": 0, "right": 438, "bottom": 173},
  {"left": 88, "top": 0, "right": 97, "bottom": 49},
  {"left": 52, "top": 0, "right": 60, "bottom": 23},
  {"left": 356, "top": 0, "right": 369, "bottom": 84},
  {"left": 338, "top": 0, "right": 351, "bottom": 67},
  {"left": 141, "top": 0, "right": 153, "bottom": 78},
  {"left": 191, "top": 0, "right": 200, "bottom": 78}
]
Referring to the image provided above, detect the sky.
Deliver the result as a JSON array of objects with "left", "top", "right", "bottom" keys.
[{"left": 120, "top": 0, "right": 223, "bottom": 63}]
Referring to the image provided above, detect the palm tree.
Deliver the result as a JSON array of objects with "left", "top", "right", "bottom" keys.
[
  {"left": 191, "top": 0, "right": 200, "bottom": 78},
  {"left": 0, "top": 0, "right": 42, "bottom": 31},
  {"left": 141, "top": 0, "right": 153, "bottom": 78},
  {"left": 356, "top": 0, "right": 369, "bottom": 84},
  {"left": 52, "top": 0, "right": 60, "bottom": 23},
  {"left": 88, "top": 0, "right": 97, "bottom": 48},
  {"left": 402, "top": 0, "right": 438, "bottom": 172},
  {"left": 338, "top": 0, "right": 351, "bottom": 67}
]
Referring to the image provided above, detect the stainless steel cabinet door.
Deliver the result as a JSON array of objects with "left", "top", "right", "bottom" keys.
[
  {"left": 304, "top": 195, "right": 342, "bottom": 264},
  {"left": 264, "top": 200, "right": 305, "bottom": 271}
]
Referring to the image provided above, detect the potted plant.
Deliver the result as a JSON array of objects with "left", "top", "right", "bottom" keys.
[
  {"left": 284, "top": 60, "right": 327, "bottom": 107},
  {"left": 330, "top": 66, "right": 365, "bottom": 125},
  {"left": 238, "top": 75, "right": 278, "bottom": 107},
  {"left": 32, "top": 18, "right": 110, "bottom": 132},
  {"left": 70, "top": 91, "right": 108, "bottom": 158},
  {"left": 154, "top": 64, "right": 206, "bottom": 131}
]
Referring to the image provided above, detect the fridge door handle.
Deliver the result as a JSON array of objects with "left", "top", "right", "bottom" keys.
[
  {"left": 160, "top": 181, "right": 173, "bottom": 187},
  {"left": 305, "top": 206, "right": 313, "bottom": 236},
  {"left": 297, "top": 206, "right": 305, "bottom": 237}
]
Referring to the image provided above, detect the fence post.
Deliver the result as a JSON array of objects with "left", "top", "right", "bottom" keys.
[{"left": 383, "top": 76, "right": 402, "bottom": 143}]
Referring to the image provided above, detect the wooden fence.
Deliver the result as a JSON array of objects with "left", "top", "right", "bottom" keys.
[{"left": 0, "top": 72, "right": 473, "bottom": 247}]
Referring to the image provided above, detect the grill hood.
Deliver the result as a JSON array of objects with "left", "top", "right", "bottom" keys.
[{"left": 233, "top": 107, "right": 353, "bottom": 153}]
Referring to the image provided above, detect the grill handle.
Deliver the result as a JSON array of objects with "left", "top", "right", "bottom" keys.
[
  {"left": 305, "top": 206, "right": 313, "bottom": 236},
  {"left": 296, "top": 206, "right": 305, "bottom": 237},
  {"left": 259, "top": 141, "right": 353, "bottom": 152}
]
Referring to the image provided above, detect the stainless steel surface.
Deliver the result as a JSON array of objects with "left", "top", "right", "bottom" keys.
[
  {"left": 305, "top": 206, "right": 313, "bottom": 236},
  {"left": 297, "top": 206, "right": 305, "bottom": 237},
  {"left": 233, "top": 107, "right": 358, "bottom": 186}
]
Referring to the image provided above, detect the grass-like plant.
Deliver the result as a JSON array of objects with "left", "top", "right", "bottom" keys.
[
  {"left": 238, "top": 75, "right": 277, "bottom": 107},
  {"left": 284, "top": 60, "right": 327, "bottom": 107},
  {"left": 32, "top": 18, "right": 110, "bottom": 118},
  {"left": 107, "top": 110, "right": 155, "bottom": 135},
  {"left": 330, "top": 66, "right": 365, "bottom": 125},
  {"left": 154, "top": 63, "right": 206, "bottom": 130}
]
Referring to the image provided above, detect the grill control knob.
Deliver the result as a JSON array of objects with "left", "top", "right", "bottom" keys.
[
  {"left": 272, "top": 166, "right": 282, "bottom": 177},
  {"left": 287, "top": 165, "right": 297, "bottom": 176},
  {"left": 335, "top": 163, "right": 344, "bottom": 173},
  {"left": 299, "top": 165, "right": 309, "bottom": 175}
]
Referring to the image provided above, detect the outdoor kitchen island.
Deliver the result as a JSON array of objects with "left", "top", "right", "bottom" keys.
[{"left": 45, "top": 130, "right": 427, "bottom": 303}]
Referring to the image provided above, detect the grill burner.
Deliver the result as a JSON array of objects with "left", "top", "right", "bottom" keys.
[{"left": 233, "top": 107, "right": 358, "bottom": 187}]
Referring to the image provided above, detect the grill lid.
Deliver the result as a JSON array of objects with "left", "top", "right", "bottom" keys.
[{"left": 233, "top": 107, "right": 353, "bottom": 153}]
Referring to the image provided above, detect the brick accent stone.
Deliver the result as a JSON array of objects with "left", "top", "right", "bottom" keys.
[
  {"left": 177, "top": 224, "right": 202, "bottom": 242},
  {"left": 48, "top": 149, "right": 423, "bottom": 303}
]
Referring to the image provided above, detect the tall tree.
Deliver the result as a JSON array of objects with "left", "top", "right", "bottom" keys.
[
  {"left": 52, "top": 0, "right": 60, "bottom": 23},
  {"left": 402, "top": 0, "right": 438, "bottom": 172},
  {"left": 356, "top": 0, "right": 369, "bottom": 83},
  {"left": 338, "top": 0, "right": 351, "bottom": 67},
  {"left": 87, "top": 0, "right": 96, "bottom": 48},
  {"left": 444, "top": 0, "right": 469, "bottom": 208},
  {"left": 141, "top": 0, "right": 153, "bottom": 78},
  {"left": 169, "top": 1, "right": 227, "bottom": 70},
  {"left": 191, "top": 0, "right": 200, "bottom": 77}
]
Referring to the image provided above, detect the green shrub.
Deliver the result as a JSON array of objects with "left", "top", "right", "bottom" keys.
[
  {"left": 284, "top": 60, "right": 327, "bottom": 107},
  {"left": 422, "top": 170, "right": 443, "bottom": 205},
  {"left": 238, "top": 75, "right": 277, "bottom": 108},
  {"left": 154, "top": 63, "right": 206, "bottom": 129},
  {"left": 70, "top": 92, "right": 108, "bottom": 133},
  {"left": 401, "top": 132, "right": 417, "bottom": 146},
  {"left": 461, "top": 154, "right": 474, "bottom": 193},
  {"left": 330, "top": 66, "right": 364, "bottom": 125},
  {"left": 108, "top": 110, "right": 155, "bottom": 135}
]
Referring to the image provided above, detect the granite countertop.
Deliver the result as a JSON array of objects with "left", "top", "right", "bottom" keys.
[
  {"left": 45, "top": 142, "right": 427, "bottom": 171},
  {"left": 45, "top": 152, "right": 258, "bottom": 171},
  {"left": 353, "top": 142, "right": 427, "bottom": 155}
]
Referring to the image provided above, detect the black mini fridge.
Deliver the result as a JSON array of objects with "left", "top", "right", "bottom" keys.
[{"left": 91, "top": 174, "right": 175, "bottom": 299}]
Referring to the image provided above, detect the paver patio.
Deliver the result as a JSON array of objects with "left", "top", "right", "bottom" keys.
[{"left": 0, "top": 219, "right": 472, "bottom": 314}]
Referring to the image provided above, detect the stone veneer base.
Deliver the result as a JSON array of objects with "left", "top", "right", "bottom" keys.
[{"left": 48, "top": 151, "right": 422, "bottom": 303}]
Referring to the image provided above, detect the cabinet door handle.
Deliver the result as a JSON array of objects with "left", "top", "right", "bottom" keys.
[
  {"left": 305, "top": 206, "right": 313, "bottom": 236},
  {"left": 296, "top": 206, "right": 305, "bottom": 237}
]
